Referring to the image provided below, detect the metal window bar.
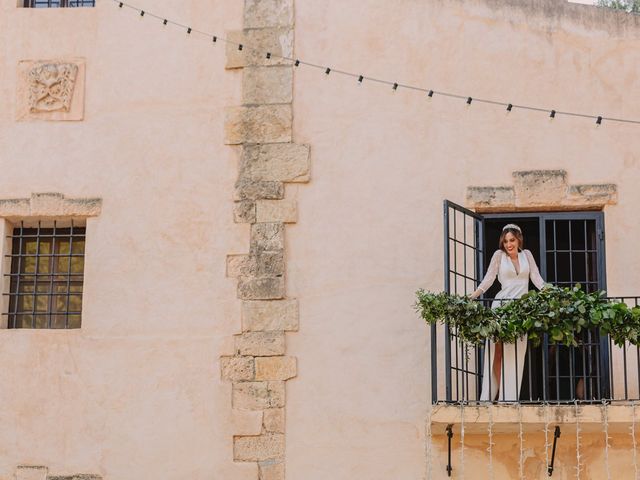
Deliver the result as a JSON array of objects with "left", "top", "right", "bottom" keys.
[
  {"left": 431, "top": 295, "right": 640, "bottom": 404},
  {"left": 23, "top": 0, "right": 95, "bottom": 7},
  {"left": 5, "top": 221, "right": 85, "bottom": 329}
]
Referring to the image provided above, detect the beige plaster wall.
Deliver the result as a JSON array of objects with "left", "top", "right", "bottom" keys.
[
  {"left": 289, "top": 0, "right": 640, "bottom": 478},
  {"left": 0, "top": 1, "right": 249, "bottom": 478}
]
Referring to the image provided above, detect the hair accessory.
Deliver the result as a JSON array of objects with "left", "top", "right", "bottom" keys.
[{"left": 502, "top": 223, "right": 522, "bottom": 233}]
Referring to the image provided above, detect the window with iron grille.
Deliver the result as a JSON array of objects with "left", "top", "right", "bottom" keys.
[
  {"left": 5, "top": 221, "right": 85, "bottom": 329},
  {"left": 22, "top": 0, "right": 95, "bottom": 7}
]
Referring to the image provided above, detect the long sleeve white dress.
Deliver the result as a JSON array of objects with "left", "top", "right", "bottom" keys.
[{"left": 477, "top": 249, "right": 545, "bottom": 401}]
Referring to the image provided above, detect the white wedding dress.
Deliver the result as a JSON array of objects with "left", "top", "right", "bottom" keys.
[{"left": 477, "top": 249, "right": 545, "bottom": 401}]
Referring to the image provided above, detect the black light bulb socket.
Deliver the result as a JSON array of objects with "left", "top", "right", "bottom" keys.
[
  {"left": 266, "top": 52, "right": 272, "bottom": 59},
  {"left": 467, "top": 97, "right": 473, "bottom": 105},
  {"left": 187, "top": 27, "right": 192, "bottom": 34},
  {"left": 294, "top": 59, "right": 300, "bottom": 67},
  {"left": 597, "top": 116, "right": 603, "bottom": 125},
  {"left": 118, "top": 2, "right": 123, "bottom": 7},
  {"left": 163, "top": 19, "right": 168, "bottom": 25},
  {"left": 238, "top": 44, "right": 243, "bottom": 51},
  {"left": 507, "top": 104, "right": 513, "bottom": 111},
  {"left": 428, "top": 90, "right": 434, "bottom": 97},
  {"left": 325, "top": 68, "right": 331, "bottom": 75},
  {"left": 212, "top": 36, "right": 217, "bottom": 43},
  {"left": 140, "top": 10, "right": 145, "bottom": 16},
  {"left": 358, "top": 75, "right": 364, "bottom": 83},
  {"left": 392, "top": 83, "right": 398, "bottom": 90},
  {"left": 550, "top": 110, "right": 556, "bottom": 118}
]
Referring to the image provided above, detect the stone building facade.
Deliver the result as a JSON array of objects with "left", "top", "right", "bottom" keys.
[{"left": 1, "top": 0, "right": 639, "bottom": 479}]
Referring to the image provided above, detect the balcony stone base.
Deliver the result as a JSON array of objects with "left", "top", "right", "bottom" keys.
[{"left": 430, "top": 402, "right": 640, "bottom": 434}]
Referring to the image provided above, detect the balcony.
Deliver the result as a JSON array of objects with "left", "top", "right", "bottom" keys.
[
  {"left": 427, "top": 296, "right": 640, "bottom": 477},
  {"left": 430, "top": 296, "right": 640, "bottom": 404}
]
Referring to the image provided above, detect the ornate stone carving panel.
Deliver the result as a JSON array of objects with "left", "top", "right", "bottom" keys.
[
  {"left": 17, "top": 59, "right": 85, "bottom": 121},
  {"left": 28, "top": 62, "right": 78, "bottom": 113}
]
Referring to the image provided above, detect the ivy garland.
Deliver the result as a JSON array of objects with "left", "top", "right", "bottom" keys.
[{"left": 415, "top": 285, "right": 640, "bottom": 347}]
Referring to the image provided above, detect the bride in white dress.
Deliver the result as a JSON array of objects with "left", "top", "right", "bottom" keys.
[{"left": 470, "top": 224, "right": 546, "bottom": 401}]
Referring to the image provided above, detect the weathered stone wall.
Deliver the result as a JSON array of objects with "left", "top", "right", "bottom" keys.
[
  {"left": 0, "top": 193, "right": 102, "bottom": 219},
  {"left": 15, "top": 466, "right": 101, "bottom": 480},
  {"left": 467, "top": 170, "right": 617, "bottom": 211},
  {"left": 221, "top": 1, "right": 310, "bottom": 478}
]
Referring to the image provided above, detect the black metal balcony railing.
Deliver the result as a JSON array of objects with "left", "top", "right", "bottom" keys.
[{"left": 431, "top": 296, "right": 640, "bottom": 404}]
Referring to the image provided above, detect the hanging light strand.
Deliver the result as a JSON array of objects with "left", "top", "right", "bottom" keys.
[
  {"left": 632, "top": 401, "right": 639, "bottom": 480},
  {"left": 487, "top": 405, "right": 495, "bottom": 480},
  {"left": 575, "top": 400, "right": 582, "bottom": 479},
  {"left": 460, "top": 402, "right": 466, "bottom": 480},
  {"left": 603, "top": 400, "right": 612, "bottom": 480},
  {"left": 518, "top": 403, "right": 525, "bottom": 480},
  {"left": 112, "top": 0, "right": 640, "bottom": 127},
  {"left": 426, "top": 415, "right": 433, "bottom": 480},
  {"left": 544, "top": 403, "right": 550, "bottom": 475}
]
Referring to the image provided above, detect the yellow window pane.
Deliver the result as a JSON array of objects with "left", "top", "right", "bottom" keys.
[
  {"left": 34, "top": 314, "right": 48, "bottom": 328},
  {"left": 58, "top": 240, "right": 70, "bottom": 255},
  {"left": 38, "top": 256, "right": 51, "bottom": 274},
  {"left": 39, "top": 240, "right": 51, "bottom": 255},
  {"left": 24, "top": 241, "right": 38, "bottom": 255},
  {"left": 70, "top": 257, "right": 84, "bottom": 274},
  {"left": 23, "top": 256, "right": 36, "bottom": 274},
  {"left": 54, "top": 295, "right": 67, "bottom": 312},
  {"left": 67, "top": 314, "right": 81, "bottom": 329},
  {"left": 51, "top": 315, "right": 66, "bottom": 329},
  {"left": 16, "top": 314, "right": 32, "bottom": 328},
  {"left": 35, "top": 295, "right": 48, "bottom": 312},
  {"left": 20, "top": 295, "right": 33, "bottom": 312},
  {"left": 68, "top": 294, "right": 82, "bottom": 312},
  {"left": 71, "top": 239, "right": 85, "bottom": 254}
]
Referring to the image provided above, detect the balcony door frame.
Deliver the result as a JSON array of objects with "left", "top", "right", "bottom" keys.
[{"left": 482, "top": 210, "right": 609, "bottom": 400}]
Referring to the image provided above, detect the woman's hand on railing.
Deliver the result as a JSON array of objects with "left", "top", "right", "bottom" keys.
[{"left": 469, "top": 289, "right": 482, "bottom": 300}]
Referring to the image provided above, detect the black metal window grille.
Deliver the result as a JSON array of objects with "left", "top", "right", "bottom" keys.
[
  {"left": 4, "top": 221, "right": 85, "bottom": 329},
  {"left": 545, "top": 218, "right": 600, "bottom": 292},
  {"left": 23, "top": 0, "right": 95, "bottom": 7},
  {"left": 542, "top": 217, "right": 606, "bottom": 401},
  {"left": 440, "top": 201, "right": 485, "bottom": 403}
]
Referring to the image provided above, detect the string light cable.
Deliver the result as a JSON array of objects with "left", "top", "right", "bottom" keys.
[
  {"left": 575, "top": 400, "right": 582, "bottom": 480},
  {"left": 487, "top": 404, "right": 495, "bottom": 480},
  {"left": 111, "top": 0, "right": 640, "bottom": 127},
  {"left": 460, "top": 402, "right": 466, "bottom": 480},
  {"left": 518, "top": 403, "right": 525, "bottom": 480}
]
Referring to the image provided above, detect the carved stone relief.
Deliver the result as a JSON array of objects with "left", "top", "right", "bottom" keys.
[
  {"left": 28, "top": 63, "right": 79, "bottom": 113},
  {"left": 17, "top": 59, "right": 85, "bottom": 121}
]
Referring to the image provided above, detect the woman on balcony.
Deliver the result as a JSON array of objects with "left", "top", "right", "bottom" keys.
[{"left": 470, "top": 224, "right": 546, "bottom": 401}]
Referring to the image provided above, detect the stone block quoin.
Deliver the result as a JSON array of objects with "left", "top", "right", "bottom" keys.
[{"left": 221, "top": 1, "right": 307, "bottom": 479}]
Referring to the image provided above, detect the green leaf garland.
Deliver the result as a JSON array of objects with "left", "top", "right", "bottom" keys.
[{"left": 415, "top": 285, "right": 640, "bottom": 347}]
